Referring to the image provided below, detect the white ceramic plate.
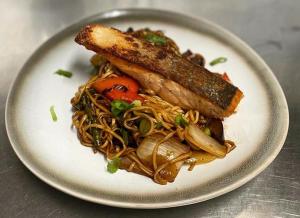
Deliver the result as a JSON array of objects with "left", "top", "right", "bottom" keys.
[{"left": 5, "top": 9, "right": 289, "bottom": 208}]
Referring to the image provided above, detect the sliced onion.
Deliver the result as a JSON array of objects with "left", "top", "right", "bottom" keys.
[
  {"left": 187, "top": 150, "right": 217, "bottom": 165},
  {"left": 119, "top": 156, "right": 150, "bottom": 177},
  {"left": 185, "top": 124, "right": 227, "bottom": 158},
  {"left": 137, "top": 134, "right": 190, "bottom": 183}
]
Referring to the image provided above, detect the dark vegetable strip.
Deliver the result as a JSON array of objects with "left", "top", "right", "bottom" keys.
[
  {"left": 82, "top": 94, "right": 102, "bottom": 146},
  {"left": 155, "top": 121, "right": 163, "bottom": 129},
  {"left": 120, "top": 128, "right": 129, "bottom": 145},
  {"left": 206, "top": 118, "right": 225, "bottom": 144},
  {"left": 209, "top": 57, "right": 227, "bottom": 66},
  {"left": 55, "top": 69, "right": 73, "bottom": 78}
]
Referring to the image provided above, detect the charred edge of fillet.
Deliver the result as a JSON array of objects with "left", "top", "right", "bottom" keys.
[
  {"left": 75, "top": 25, "right": 243, "bottom": 110},
  {"left": 168, "top": 57, "right": 242, "bottom": 110}
]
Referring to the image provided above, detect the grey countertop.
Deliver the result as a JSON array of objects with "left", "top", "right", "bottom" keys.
[{"left": 0, "top": 0, "right": 299, "bottom": 217}]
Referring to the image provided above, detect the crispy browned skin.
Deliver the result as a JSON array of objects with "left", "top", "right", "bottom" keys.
[
  {"left": 75, "top": 24, "right": 243, "bottom": 118},
  {"left": 104, "top": 54, "right": 236, "bottom": 118}
]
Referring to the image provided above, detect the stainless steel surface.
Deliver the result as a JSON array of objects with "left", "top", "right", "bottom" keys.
[
  {"left": 0, "top": 0, "right": 299, "bottom": 217},
  {"left": 5, "top": 9, "right": 289, "bottom": 209}
]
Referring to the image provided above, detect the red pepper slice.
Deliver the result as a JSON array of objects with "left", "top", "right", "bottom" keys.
[
  {"left": 106, "top": 89, "right": 144, "bottom": 103},
  {"left": 92, "top": 76, "right": 143, "bottom": 103},
  {"left": 93, "top": 76, "right": 139, "bottom": 93}
]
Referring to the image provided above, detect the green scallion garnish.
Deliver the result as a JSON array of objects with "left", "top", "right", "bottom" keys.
[
  {"left": 209, "top": 57, "right": 227, "bottom": 66},
  {"left": 50, "top": 105, "right": 57, "bottom": 122},
  {"left": 144, "top": 33, "right": 167, "bottom": 45},
  {"left": 110, "top": 100, "right": 133, "bottom": 117},
  {"left": 175, "top": 114, "right": 188, "bottom": 127},
  {"left": 139, "top": 119, "right": 151, "bottom": 136},
  {"left": 107, "top": 158, "right": 121, "bottom": 174},
  {"left": 55, "top": 69, "right": 73, "bottom": 78}
]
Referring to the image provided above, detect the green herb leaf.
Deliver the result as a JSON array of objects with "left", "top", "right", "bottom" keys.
[
  {"left": 111, "top": 100, "right": 133, "bottom": 117},
  {"left": 203, "top": 127, "right": 211, "bottom": 136},
  {"left": 50, "top": 105, "right": 58, "bottom": 122},
  {"left": 139, "top": 119, "right": 151, "bottom": 136},
  {"left": 54, "top": 69, "right": 73, "bottom": 78},
  {"left": 209, "top": 57, "right": 227, "bottom": 66},
  {"left": 107, "top": 158, "right": 121, "bottom": 174},
  {"left": 144, "top": 33, "right": 167, "bottom": 45},
  {"left": 175, "top": 114, "right": 188, "bottom": 127}
]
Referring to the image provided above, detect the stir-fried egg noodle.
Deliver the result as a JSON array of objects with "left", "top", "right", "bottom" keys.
[
  {"left": 71, "top": 28, "right": 237, "bottom": 185},
  {"left": 71, "top": 61, "right": 235, "bottom": 185}
]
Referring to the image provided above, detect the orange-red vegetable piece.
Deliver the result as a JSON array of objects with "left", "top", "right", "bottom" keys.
[
  {"left": 222, "top": 73, "right": 231, "bottom": 83},
  {"left": 92, "top": 76, "right": 139, "bottom": 93},
  {"left": 106, "top": 89, "right": 144, "bottom": 103},
  {"left": 92, "top": 76, "right": 143, "bottom": 103}
]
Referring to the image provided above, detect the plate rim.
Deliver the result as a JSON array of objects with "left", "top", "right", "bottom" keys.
[{"left": 5, "top": 8, "right": 289, "bottom": 208}]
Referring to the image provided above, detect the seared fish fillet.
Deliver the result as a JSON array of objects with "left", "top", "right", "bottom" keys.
[{"left": 75, "top": 24, "right": 243, "bottom": 118}]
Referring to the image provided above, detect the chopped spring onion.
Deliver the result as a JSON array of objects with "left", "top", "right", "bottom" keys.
[
  {"left": 209, "top": 57, "right": 227, "bottom": 66},
  {"left": 175, "top": 114, "right": 188, "bottom": 127},
  {"left": 139, "top": 119, "right": 151, "bottom": 135},
  {"left": 50, "top": 105, "right": 57, "bottom": 122},
  {"left": 54, "top": 69, "right": 73, "bottom": 78},
  {"left": 107, "top": 158, "right": 121, "bottom": 173},
  {"left": 110, "top": 100, "right": 133, "bottom": 117},
  {"left": 144, "top": 33, "right": 167, "bottom": 45},
  {"left": 131, "top": 99, "right": 142, "bottom": 107}
]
